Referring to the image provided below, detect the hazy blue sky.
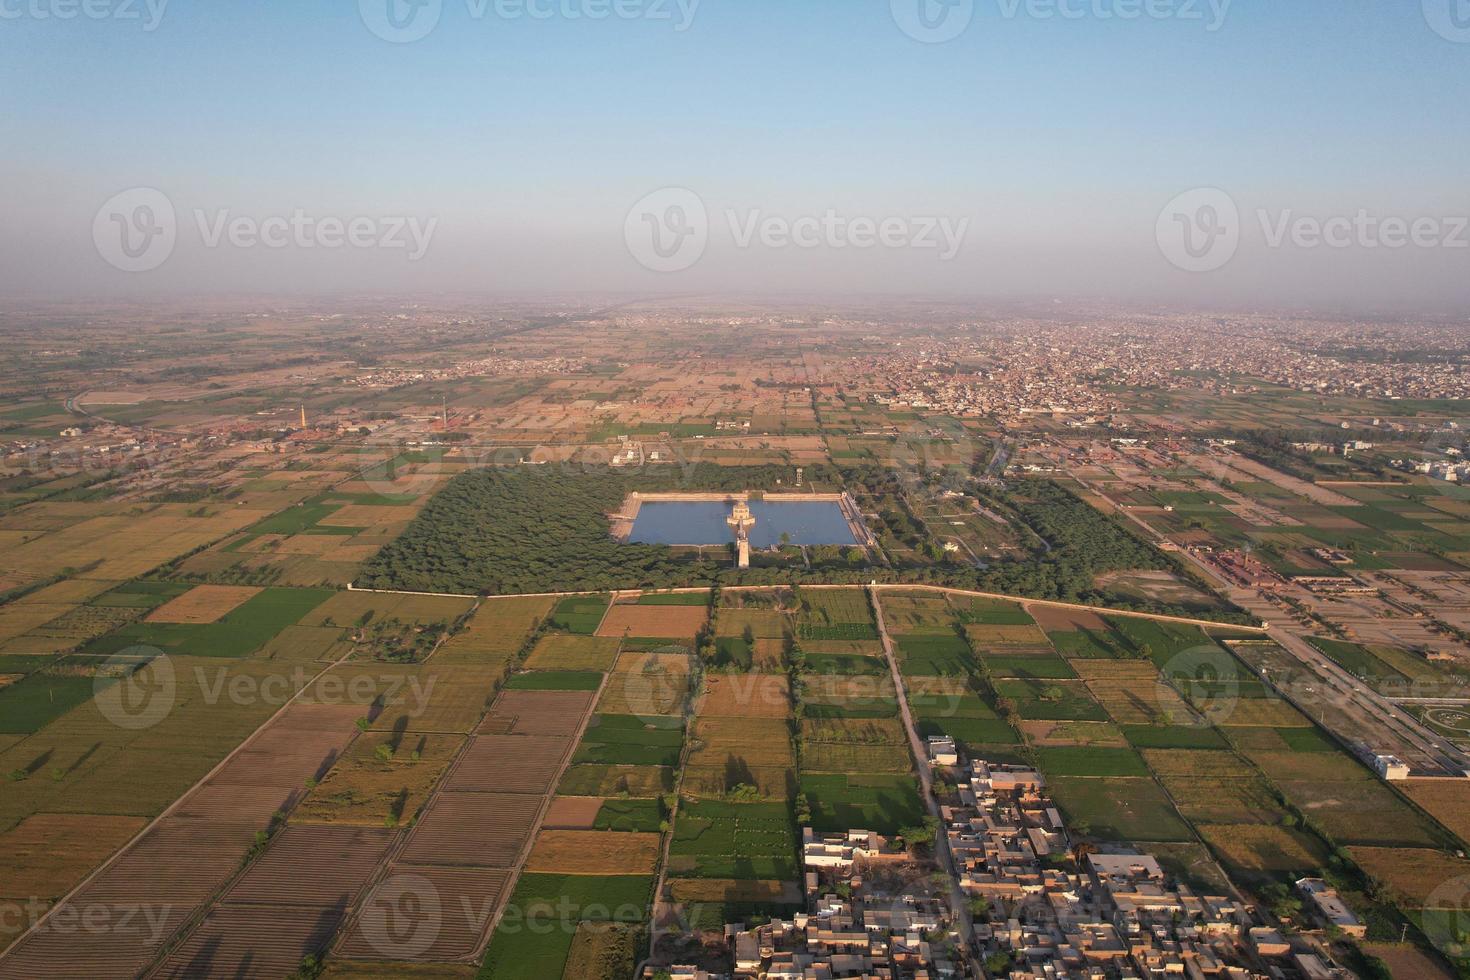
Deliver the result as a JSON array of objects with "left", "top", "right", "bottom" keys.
[{"left": 2, "top": 0, "right": 1468, "bottom": 311}]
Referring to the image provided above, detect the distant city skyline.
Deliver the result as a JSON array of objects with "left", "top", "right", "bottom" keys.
[{"left": 2, "top": 1, "right": 1468, "bottom": 311}]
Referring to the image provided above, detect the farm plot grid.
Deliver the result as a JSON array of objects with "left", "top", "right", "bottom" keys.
[
  {"left": 0, "top": 701, "right": 363, "bottom": 980},
  {"left": 337, "top": 686, "right": 599, "bottom": 964}
]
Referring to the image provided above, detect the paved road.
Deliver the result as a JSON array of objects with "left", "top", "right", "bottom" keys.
[{"left": 870, "top": 587, "right": 975, "bottom": 955}]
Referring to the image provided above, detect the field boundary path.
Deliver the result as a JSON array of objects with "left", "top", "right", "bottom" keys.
[
  {"left": 351, "top": 582, "right": 1269, "bottom": 634},
  {"left": 869, "top": 587, "right": 975, "bottom": 956}
]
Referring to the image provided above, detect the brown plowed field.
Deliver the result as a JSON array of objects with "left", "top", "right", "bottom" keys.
[
  {"left": 542, "top": 796, "right": 604, "bottom": 829},
  {"left": 478, "top": 691, "right": 596, "bottom": 736},
  {"left": 151, "top": 905, "right": 347, "bottom": 980},
  {"left": 338, "top": 866, "right": 511, "bottom": 962},
  {"left": 223, "top": 825, "right": 396, "bottom": 907},
  {"left": 444, "top": 735, "right": 572, "bottom": 794},
  {"left": 0, "top": 819, "right": 261, "bottom": 980},
  {"left": 0, "top": 703, "right": 363, "bottom": 979},
  {"left": 398, "top": 792, "right": 543, "bottom": 867}
]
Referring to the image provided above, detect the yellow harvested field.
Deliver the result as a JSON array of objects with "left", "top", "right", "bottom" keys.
[
  {"left": 1198, "top": 824, "right": 1327, "bottom": 872},
  {"left": 435, "top": 596, "right": 553, "bottom": 665},
  {"left": 145, "top": 585, "right": 262, "bottom": 623},
  {"left": 0, "top": 602, "right": 74, "bottom": 643},
  {"left": 1216, "top": 699, "right": 1314, "bottom": 728},
  {"left": 965, "top": 624, "right": 1050, "bottom": 646},
  {"left": 1350, "top": 847, "right": 1470, "bottom": 907},
  {"left": 526, "top": 635, "right": 621, "bottom": 671},
  {"left": 5, "top": 507, "right": 269, "bottom": 584},
  {"left": 301, "top": 591, "right": 475, "bottom": 627},
  {"left": 699, "top": 674, "right": 790, "bottom": 718},
  {"left": 1403, "top": 780, "right": 1470, "bottom": 845},
  {"left": 319, "top": 504, "right": 417, "bottom": 526},
  {"left": 597, "top": 604, "right": 708, "bottom": 638},
  {"left": 669, "top": 879, "right": 801, "bottom": 903},
  {"left": 525, "top": 830, "right": 661, "bottom": 874},
  {"left": 599, "top": 653, "right": 691, "bottom": 717},
  {"left": 0, "top": 813, "right": 149, "bottom": 900},
  {"left": 716, "top": 609, "right": 787, "bottom": 639}
]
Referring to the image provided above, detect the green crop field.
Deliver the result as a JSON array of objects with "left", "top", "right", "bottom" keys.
[
  {"left": 550, "top": 595, "right": 611, "bottom": 634},
  {"left": 668, "top": 800, "right": 798, "bottom": 880},
  {"left": 1033, "top": 746, "right": 1150, "bottom": 777},
  {"left": 1047, "top": 776, "right": 1193, "bottom": 842},
  {"left": 799, "top": 773, "right": 926, "bottom": 835},
  {"left": 575, "top": 714, "right": 683, "bottom": 767},
  {"left": 506, "top": 670, "right": 604, "bottom": 691},
  {"left": 894, "top": 634, "right": 973, "bottom": 676},
  {"left": 594, "top": 798, "right": 664, "bottom": 833},
  {"left": 479, "top": 874, "right": 653, "bottom": 980},
  {"left": 81, "top": 587, "right": 335, "bottom": 659}
]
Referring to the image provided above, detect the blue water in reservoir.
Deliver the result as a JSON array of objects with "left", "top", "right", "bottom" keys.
[{"left": 629, "top": 500, "right": 858, "bottom": 547}]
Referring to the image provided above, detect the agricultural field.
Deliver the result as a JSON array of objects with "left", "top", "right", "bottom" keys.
[
  {"left": 526, "top": 830, "right": 663, "bottom": 875},
  {"left": 597, "top": 651, "right": 691, "bottom": 718},
  {"left": 797, "top": 773, "right": 925, "bottom": 836},
  {"left": 667, "top": 800, "right": 799, "bottom": 880},
  {"left": 798, "top": 717, "right": 912, "bottom": 773},
  {"left": 526, "top": 634, "right": 622, "bottom": 671},
  {"left": 893, "top": 633, "right": 973, "bottom": 676},
  {"left": 294, "top": 731, "right": 464, "bottom": 826},
  {"left": 436, "top": 596, "right": 552, "bottom": 666},
  {"left": 574, "top": 714, "right": 684, "bottom": 768},
  {"left": 597, "top": 602, "right": 708, "bottom": 639},
  {"left": 478, "top": 873, "right": 653, "bottom": 980},
  {"left": 549, "top": 594, "right": 611, "bottom": 635},
  {"left": 684, "top": 717, "right": 796, "bottom": 799}
]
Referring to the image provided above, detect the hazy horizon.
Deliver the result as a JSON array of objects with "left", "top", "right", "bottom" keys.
[{"left": 4, "top": 0, "right": 1469, "bottom": 313}]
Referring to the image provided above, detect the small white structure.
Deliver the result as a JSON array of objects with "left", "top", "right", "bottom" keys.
[
  {"left": 927, "top": 736, "right": 958, "bottom": 767},
  {"left": 1374, "top": 754, "right": 1410, "bottom": 781}
]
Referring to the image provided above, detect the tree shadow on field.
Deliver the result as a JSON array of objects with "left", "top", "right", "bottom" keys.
[
  {"left": 723, "top": 755, "right": 754, "bottom": 792},
  {"left": 176, "top": 936, "right": 222, "bottom": 978},
  {"left": 22, "top": 749, "right": 53, "bottom": 776},
  {"left": 389, "top": 715, "right": 409, "bottom": 753},
  {"left": 65, "top": 741, "right": 102, "bottom": 776},
  {"left": 312, "top": 750, "right": 339, "bottom": 783}
]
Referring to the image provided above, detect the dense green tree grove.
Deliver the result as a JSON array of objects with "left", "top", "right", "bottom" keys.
[{"left": 356, "top": 466, "right": 1251, "bottom": 623}]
